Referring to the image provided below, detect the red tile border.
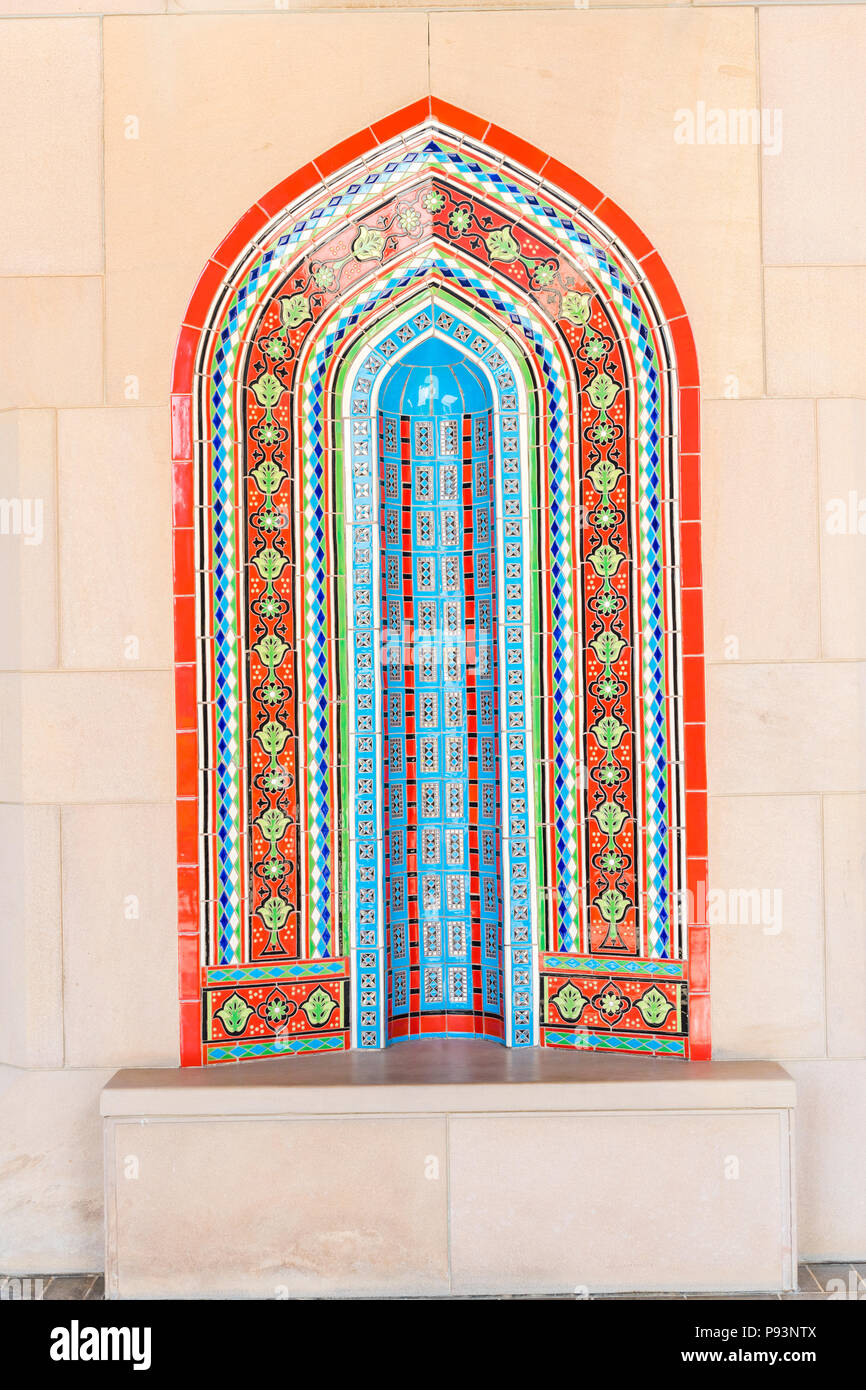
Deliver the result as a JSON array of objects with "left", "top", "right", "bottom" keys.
[
  {"left": 175, "top": 730, "right": 198, "bottom": 799},
  {"left": 679, "top": 389, "right": 701, "bottom": 456},
  {"left": 170, "top": 324, "right": 199, "bottom": 395},
  {"left": 689, "top": 927, "right": 710, "bottom": 994},
  {"left": 670, "top": 314, "right": 700, "bottom": 389},
  {"left": 595, "top": 197, "right": 655, "bottom": 263},
  {"left": 429, "top": 97, "right": 488, "bottom": 142},
  {"left": 688, "top": 992, "right": 711, "bottom": 1060},
  {"left": 640, "top": 251, "right": 687, "bottom": 323},
  {"left": 679, "top": 453, "right": 701, "bottom": 524},
  {"left": 172, "top": 461, "right": 193, "bottom": 528},
  {"left": 176, "top": 798, "right": 198, "bottom": 867},
  {"left": 371, "top": 97, "right": 431, "bottom": 146},
  {"left": 685, "top": 791, "right": 708, "bottom": 859},
  {"left": 174, "top": 663, "right": 197, "bottom": 732},
  {"left": 684, "top": 721, "right": 708, "bottom": 792},
  {"left": 687, "top": 858, "right": 709, "bottom": 925},
  {"left": 682, "top": 654, "right": 707, "bottom": 724},
  {"left": 173, "top": 596, "right": 196, "bottom": 664},
  {"left": 184, "top": 259, "right": 225, "bottom": 331},
  {"left": 177, "top": 865, "right": 199, "bottom": 932},
  {"left": 314, "top": 127, "right": 377, "bottom": 180},
  {"left": 177, "top": 930, "right": 200, "bottom": 1002},
  {"left": 680, "top": 519, "right": 702, "bottom": 588},
  {"left": 170, "top": 395, "right": 192, "bottom": 462},
  {"left": 539, "top": 156, "right": 605, "bottom": 214},
  {"left": 179, "top": 998, "right": 202, "bottom": 1068},
  {"left": 257, "top": 162, "right": 320, "bottom": 220},
  {"left": 172, "top": 527, "right": 195, "bottom": 597},
  {"left": 681, "top": 587, "right": 705, "bottom": 658},
  {"left": 486, "top": 122, "right": 548, "bottom": 176},
  {"left": 212, "top": 203, "right": 271, "bottom": 271}
]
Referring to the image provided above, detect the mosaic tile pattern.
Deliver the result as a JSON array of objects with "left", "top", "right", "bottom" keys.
[
  {"left": 337, "top": 286, "right": 542, "bottom": 1047},
  {"left": 171, "top": 102, "right": 708, "bottom": 1063}
]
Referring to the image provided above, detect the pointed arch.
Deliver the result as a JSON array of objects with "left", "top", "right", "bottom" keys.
[{"left": 172, "top": 98, "right": 708, "bottom": 1065}]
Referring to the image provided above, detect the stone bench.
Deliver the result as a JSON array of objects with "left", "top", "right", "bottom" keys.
[{"left": 101, "top": 1041, "right": 796, "bottom": 1298}]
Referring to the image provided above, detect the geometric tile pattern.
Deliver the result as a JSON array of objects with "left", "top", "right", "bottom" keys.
[
  {"left": 377, "top": 360, "right": 503, "bottom": 1040},
  {"left": 340, "top": 298, "right": 538, "bottom": 1048},
  {"left": 170, "top": 102, "right": 709, "bottom": 1063}
]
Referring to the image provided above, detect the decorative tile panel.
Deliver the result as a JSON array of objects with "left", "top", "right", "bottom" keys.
[{"left": 171, "top": 101, "right": 708, "bottom": 1064}]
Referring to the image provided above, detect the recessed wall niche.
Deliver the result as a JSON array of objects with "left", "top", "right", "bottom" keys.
[{"left": 171, "top": 100, "right": 708, "bottom": 1065}]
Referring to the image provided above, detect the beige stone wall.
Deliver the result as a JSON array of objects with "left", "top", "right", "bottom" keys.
[{"left": 0, "top": 1, "right": 863, "bottom": 1272}]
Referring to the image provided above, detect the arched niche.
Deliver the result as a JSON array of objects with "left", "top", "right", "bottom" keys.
[{"left": 171, "top": 99, "right": 709, "bottom": 1065}]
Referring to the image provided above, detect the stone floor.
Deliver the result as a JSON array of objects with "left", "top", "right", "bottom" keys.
[{"left": 4, "top": 1264, "right": 864, "bottom": 1300}]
